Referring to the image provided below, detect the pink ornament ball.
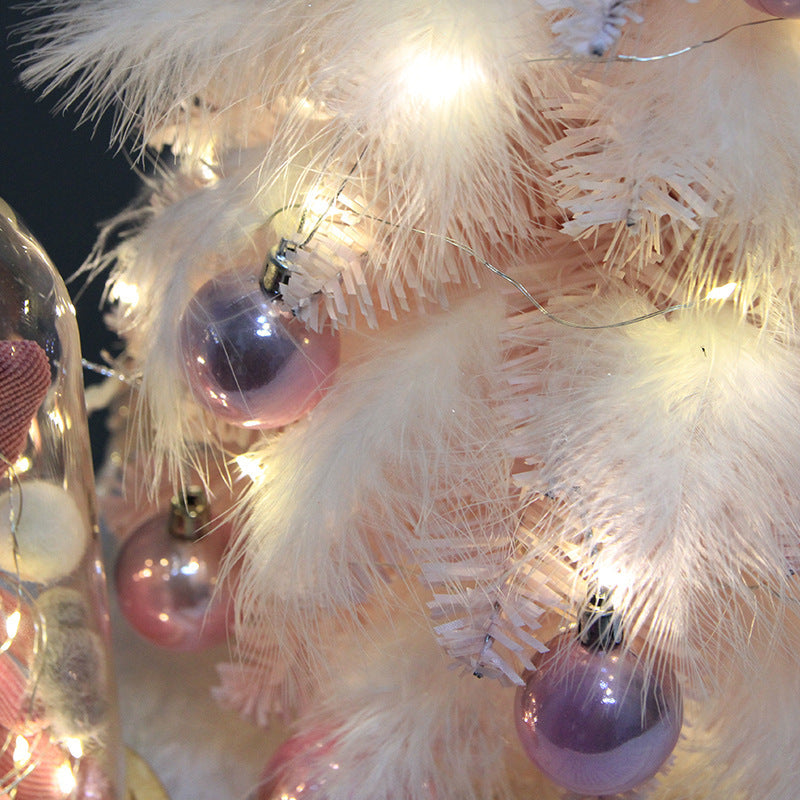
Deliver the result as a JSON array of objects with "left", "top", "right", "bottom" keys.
[
  {"left": 514, "top": 632, "right": 683, "bottom": 796},
  {"left": 114, "top": 511, "right": 232, "bottom": 651},
  {"left": 179, "top": 271, "right": 340, "bottom": 429},
  {"left": 257, "top": 730, "right": 337, "bottom": 800},
  {"left": 258, "top": 730, "right": 436, "bottom": 800},
  {"left": 744, "top": 0, "right": 800, "bottom": 15}
]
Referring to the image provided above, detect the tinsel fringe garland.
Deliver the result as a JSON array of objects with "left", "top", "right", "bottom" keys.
[{"left": 14, "top": 1, "right": 800, "bottom": 798}]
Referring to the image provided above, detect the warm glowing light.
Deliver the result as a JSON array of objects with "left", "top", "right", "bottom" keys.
[
  {"left": 705, "top": 282, "right": 738, "bottom": 301},
  {"left": 12, "top": 735, "right": 30, "bottom": 767},
  {"left": 65, "top": 738, "right": 83, "bottom": 759},
  {"left": 5, "top": 610, "right": 20, "bottom": 640},
  {"left": 56, "top": 761, "right": 77, "bottom": 795},
  {"left": 108, "top": 279, "right": 141, "bottom": 308},
  {"left": 306, "top": 192, "right": 338, "bottom": 221},
  {"left": 180, "top": 559, "right": 200, "bottom": 576},
  {"left": 198, "top": 160, "right": 217, "bottom": 183},
  {"left": 593, "top": 561, "right": 634, "bottom": 597},
  {"left": 401, "top": 51, "right": 484, "bottom": 106},
  {"left": 54, "top": 300, "right": 75, "bottom": 318},
  {"left": 189, "top": 141, "right": 221, "bottom": 183},
  {"left": 11, "top": 456, "right": 32, "bottom": 475},
  {"left": 47, "top": 409, "right": 65, "bottom": 433},
  {"left": 234, "top": 453, "right": 266, "bottom": 481}
]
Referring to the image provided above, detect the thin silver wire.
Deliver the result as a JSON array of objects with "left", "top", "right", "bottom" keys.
[
  {"left": 526, "top": 18, "right": 780, "bottom": 65},
  {"left": 78, "top": 14, "right": 771, "bottom": 388},
  {"left": 409, "top": 229, "right": 695, "bottom": 329}
]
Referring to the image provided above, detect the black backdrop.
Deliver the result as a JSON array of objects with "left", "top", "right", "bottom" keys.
[{"left": 1, "top": 6, "right": 140, "bottom": 464}]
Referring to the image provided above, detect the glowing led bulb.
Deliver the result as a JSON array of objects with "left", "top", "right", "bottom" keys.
[
  {"left": 5, "top": 610, "right": 20, "bottom": 641},
  {"left": 234, "top": 453, "right": 266, "bottom": 482},
  {"left": 13, "top": 735, "right": 31, "bottom": 767},
  {"left": 65, "top": 738, "right": 83, "bottom": 759},
  {"left": 56, "top": 761, "right": 77, "bottom": 795},
  {"left": 108, "top": 278, "right": 141, "bottom": 308},
  {"left": 705, "top": 282, "right": 738, "bottom": 302},
  {"left": 401, "top": 51, "right": 484, "bottom": 106}
]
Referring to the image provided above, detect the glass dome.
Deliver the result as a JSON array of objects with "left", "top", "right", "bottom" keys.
[{"left": 0, "top": 198, "right": 123, "bottom": 799}]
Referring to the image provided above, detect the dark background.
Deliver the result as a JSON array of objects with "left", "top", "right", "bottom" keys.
[{"left": 1, "top": 6, "right": 140, "bottom": 464}]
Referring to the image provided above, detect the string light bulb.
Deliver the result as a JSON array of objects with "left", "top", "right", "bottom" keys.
[
  {"left": 12, "top": 735, "right": 30, "bottom": 767},
  {"left": 4, "top": 610, "right": 20, "bottom": 642},
  {"left": 234, "top": 453, "right": 267, "bottom": 482},
  {"left": 55, "top": 761, "right": 77, "bottom": 795},
  {"left": 705, "top": 282, "right": 739, "bottom": 302},
  {"left": 400, "top": 50, "right": 484, "bottom": 107}
]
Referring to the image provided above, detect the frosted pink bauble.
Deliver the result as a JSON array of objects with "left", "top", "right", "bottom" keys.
[
  {"left": 744, "top": 0, "right": 800, "bottom": 15},
  {"left": 514, "top": 633, "right": 682, "bottom": 796},
  {"left": 114, "top": 509, "right": 231, "bottom": 651},
  {"left": 257, "top": 731, "right": 336, "bottom": 800},
  {"left": 179, "top": 271, "right": 340, "bottom": 429},
  {"left": 258, "top": 730, "right": 435, "bottom": 800}
]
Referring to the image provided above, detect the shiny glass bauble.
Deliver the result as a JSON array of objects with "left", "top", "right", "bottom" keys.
[
  {"left": 179, "top": 271, "right": 340, "bottom": 429},
  {"left": 514, "top": 632, "right": 683, "bottom": 796},
  {"left": 744, "top": 0, "right": 800, "bottom": 15},
  {"left": 114, "top": 508, "right": 231, "bottom": 651},
  {"left": 257, "top": 729, "right": 436, "bottom": 800}
]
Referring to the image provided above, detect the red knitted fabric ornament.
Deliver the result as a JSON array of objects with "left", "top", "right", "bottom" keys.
[{"left": 0, "top": 340, "right": 51, "bottom": 475}]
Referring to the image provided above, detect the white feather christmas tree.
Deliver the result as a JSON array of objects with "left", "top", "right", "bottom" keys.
[{"left": 10, "top": 1, "right": 800, "bottom": 798}]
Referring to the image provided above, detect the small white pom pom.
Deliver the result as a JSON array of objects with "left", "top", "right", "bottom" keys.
[{"left": 0, "top": 481, "right": 90, "bottom": 583}]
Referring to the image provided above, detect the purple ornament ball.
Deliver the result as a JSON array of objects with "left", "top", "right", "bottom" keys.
[
  {"left": 744, "top": 0, "right": 800, "bottom": 15},
  {"left": 114, "top": 509, "right": 232, "bottom": 651},
  {"left": 179, "top": 271, "right": 340, "bottom": 429},
  {"left": 514, "top": 632, "right": 683, "bottom": 796}
]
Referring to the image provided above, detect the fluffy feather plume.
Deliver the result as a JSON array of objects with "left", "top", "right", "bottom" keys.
[
  {"left": 17, "top": 0, "right": 314, "bottom": 148},
  {"left": 546, "top": 4, "right": 800, "bottom": 306},
  {"left": 500, "top": 278, "right": 800, "bottom": 686},
  {"left": 20, "top": 0, "right": 571, "bottom": 299},
  {"left": 654, "top": 594, "right": 800, "bottom": 800},
  {"left": 277, "top": 615, "right": 530, "bottom": 800},
  {"left": 225, "top": 295, "right": 519, "bottom": 675}
]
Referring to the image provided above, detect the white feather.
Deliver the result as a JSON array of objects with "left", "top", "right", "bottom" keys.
[
  {"left": 546, "top": 2, "right": 800, "bottom": 305},
  {"left": 500, "top": 279, "right": 800, "bottom": 685},
  {"left": 653, "top": 599, "right": 800, "bottom": 800},
  {"left": 18, "top": 0, "right": 314, "bottom": 148},
  {"left": 21, "top": 0, "right": 571, "bottom": 303},
  {"left": 226, "top": 294, "right": 513, "bottom": 664},
  {"left": 282, "top": 614, "right": 526, "bottom": 800}
]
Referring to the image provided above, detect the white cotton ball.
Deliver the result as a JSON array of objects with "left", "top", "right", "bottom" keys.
[{"left": 0, "top": 480, "right": 90, "bottom": 584}]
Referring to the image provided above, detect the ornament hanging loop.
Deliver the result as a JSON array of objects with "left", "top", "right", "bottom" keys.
[
  {"left": 577, "top": 589, "right": 621, "bottom": 651},
  {"left": 262, "top": 238, "right": 296, "bottom": 297},
  {"left": 168, "top": 486, "right": 210, "bottom": 541}
]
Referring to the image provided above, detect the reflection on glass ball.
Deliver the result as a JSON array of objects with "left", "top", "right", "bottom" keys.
[
  {"left": 744, "top": 0, "right": 800, "bottom": 15},
  {"left": 179, "top": 271, "right": 340, "bottom": 429},
  {"left": 257, "top": 729, "right": 436, "bottom": 800},
  {"left": 114, "top": 512, "right": 231, "bottom": 651},
  {"left": 514, "top": 632, "right": 683, "bottom": 796},
  {"left": 257, "top": 730, "right": 336, "bottom": 800}
]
